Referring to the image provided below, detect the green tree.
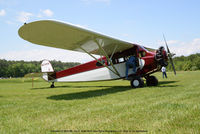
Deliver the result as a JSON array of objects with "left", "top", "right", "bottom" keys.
[{"left": 0, "top": 59, "right": 80, "bottom": 77}]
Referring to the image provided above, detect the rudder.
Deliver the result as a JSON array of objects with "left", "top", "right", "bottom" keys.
[{"left": 41, "top": 60, "right": 55, "bottom": 81}]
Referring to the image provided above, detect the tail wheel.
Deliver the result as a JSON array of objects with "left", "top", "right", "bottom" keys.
[
  {"left": 130, "top": 76, "right": 144, "bottom": 88},
  {"left": 50, "top": 82, "right": 55, "bottom": 88},
  {"left": 146, "top": 76, "right": 158, "bottom": 86}
]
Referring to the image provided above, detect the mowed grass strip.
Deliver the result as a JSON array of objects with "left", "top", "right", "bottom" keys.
[{"left": 0, "top": 71, "right": 199, "bottom": 134}]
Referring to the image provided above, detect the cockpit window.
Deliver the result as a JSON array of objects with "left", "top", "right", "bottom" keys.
[
  {"left": 118, "top": 57, "right": 124, "bottom": 63},
  {"left": 111, "top": 46, "right": 138, "bottom": 64},
  {"left": 139, "top": 51, "right": 146, "bottom": 57}
]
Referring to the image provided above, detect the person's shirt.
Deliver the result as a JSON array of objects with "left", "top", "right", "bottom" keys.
[
  {"left": 161, "top": 66, "right": 166, "bottom": 72},
  {"left": 127, "top": 56, "right": 135, "bottom": 63}
]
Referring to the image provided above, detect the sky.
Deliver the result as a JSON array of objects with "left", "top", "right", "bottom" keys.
[{"left": 0, "top": 0, "right": 200, "bottom": 63}]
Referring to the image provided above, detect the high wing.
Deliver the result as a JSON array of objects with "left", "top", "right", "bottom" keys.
[{"left": 18, "top": 20, "right": 136, "bottom": 56}]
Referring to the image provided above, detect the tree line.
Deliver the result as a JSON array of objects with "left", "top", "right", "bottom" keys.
[
  {"left": 0, "top": 60, "right": 80, "bottom": 78},
  {"left": 1, "top": 53, "right": 200, "bottom": 77},
  {"left": 167, "top": 53, "right": 200, "bottom": 71}
]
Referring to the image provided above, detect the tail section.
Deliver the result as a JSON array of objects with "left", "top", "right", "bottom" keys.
[
  {"left": 41, "top": 60, "right": 54, "bottom": 73},
  {"left": 41, "top": 60, "right": 56, "bottom": 81}
]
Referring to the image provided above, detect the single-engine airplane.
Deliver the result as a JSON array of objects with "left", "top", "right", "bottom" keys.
[{"left": 18, "top": 20, "right": 176, "bottom": 88}]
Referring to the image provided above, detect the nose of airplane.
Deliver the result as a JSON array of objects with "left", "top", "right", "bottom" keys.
[
  {"left": 163, "top": 35, "right": 176, "bottom": 75},
  {"left": 155, "top": 46, "right": 168, "bottom": 67}
]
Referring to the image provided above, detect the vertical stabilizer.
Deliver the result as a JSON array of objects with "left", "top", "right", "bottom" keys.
[
  {"left": 41, "top": 60, "right": 55, "bottom": 81},
  {"left": 41, "top": 60, "right": 54, "bottom": 73}
]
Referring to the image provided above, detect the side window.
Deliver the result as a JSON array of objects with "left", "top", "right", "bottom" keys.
[
  {"left": 111, "top": 57, "right": 125, "bottom": 64},
  {"left": 118, "top": 57, "right": 124, "bottom": 63},
  {"left": 139, "top": 51, "right": 146, "bottom": 57}
]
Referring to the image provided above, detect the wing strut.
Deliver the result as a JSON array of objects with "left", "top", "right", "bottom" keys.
[
  {"left": 94, "top": 39, "right": 121, "bottom": 77},
  {"left": 110, "top": 45, "right": 118, "bottom": 60},
  {"left": 79, "top": 46, "right": 121, "bottom": 77}
]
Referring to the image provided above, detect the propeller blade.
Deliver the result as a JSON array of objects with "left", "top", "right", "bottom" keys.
[
  {"left": 163, "top": 34, "right": 176, "bottom": 75},
  {"left": 163, "top": 34, "right": 170, "bottom": 53},
  {"left": 169, "top": 56, "right": 176, "bottom": 75}
]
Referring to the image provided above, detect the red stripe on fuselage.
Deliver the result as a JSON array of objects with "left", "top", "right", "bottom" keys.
[
  {"left": 55, "top": 46, "right": 156, "bottom": 79},
  {"left": 55, "top": 57, "right": 107, "bottom": 79}
]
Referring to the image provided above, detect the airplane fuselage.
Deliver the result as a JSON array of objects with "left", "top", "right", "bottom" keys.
[{"left": 43, "top": 45, "right": 161, "bottom": 82}]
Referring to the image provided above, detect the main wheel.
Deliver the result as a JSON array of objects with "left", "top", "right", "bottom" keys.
[
  {"left": 130, "top": 76, "right": 144, "bottom": 88},
  {"left": 146, "top": 76, "right": 158, "bottom": 86}
]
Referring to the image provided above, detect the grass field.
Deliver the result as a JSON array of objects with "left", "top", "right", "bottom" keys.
[{"left": 0, "top": 71, "right": 200, "bottom": 134}]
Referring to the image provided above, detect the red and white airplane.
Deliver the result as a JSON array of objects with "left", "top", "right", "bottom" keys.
[{"left": 18, "top": 20, "right": 176, "bottom": 88}]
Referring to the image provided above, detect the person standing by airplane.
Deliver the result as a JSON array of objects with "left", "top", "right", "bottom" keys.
[
  {"left": 125, "top": 55, "right": 136, "bottom": 79},
  {"left": 161, "top": 66, "right": 167, "bottom": 78}
]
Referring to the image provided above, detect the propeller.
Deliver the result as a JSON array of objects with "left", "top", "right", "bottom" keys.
[{"left": 163, "top": 34, "right": 176, "bottom": 75}]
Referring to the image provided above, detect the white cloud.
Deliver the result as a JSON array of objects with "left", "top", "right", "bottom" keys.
[
  {"left": 0, "top": 47, "right": 99, "bottom": 63},
  {"left": 170, "top": 38, "right": 200, "bottom": 56},
  {"left": 158, "top": 38, "right": 200, "bottom": 56},
  {"left": 0, "top": 9, "right": 6, "bottom": 16},
  {"left": 37, "top": 14, "right": 42, "bottom": 18},
  {"left": 166, "top": 40, "right": 180, "bottom": 45},
  {"left": 37, "top": 9, "right": 54, "bottom": 18},
  {"left": 17, "top": 11, "right": 33, "bottom": 23},
  {"left": 2, "top": 38, "right": 200, "bottom": 63},
  {"left": 41, "top": 9, "right": 53, "bottom": 17},
  {"left": 11, "top": 9, "right": 54, "bottom": 24},
  {"left": 158, "top": 40, "right": 180, "bottom": 45}
]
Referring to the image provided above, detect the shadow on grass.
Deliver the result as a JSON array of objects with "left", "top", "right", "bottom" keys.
[
  {"left": 46, "top": 81, "right": 178, "bottom": 100},
  {"left": 31, "top": 85, "right": 70, "bottom": 90},
  {"left": 157, "top": 80, "right": 179, "bottom": 87},
  {"left": 33, "top": 80, "right": 178, "bottom": 90},
  {"left": 47, "top": 86, "right": 133, "bottom": 100},
  {"left": 31, "top": 85, "right": 115, "bottom": 90}
]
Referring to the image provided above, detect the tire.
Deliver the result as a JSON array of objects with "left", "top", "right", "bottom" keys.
[
  {"left": 130, "top": 76, "right": 144, "bottom": 88},
  {"left": 50, "top": 82, "right": 55, "bottom": 88},
  {"left": 146, "top": 76, "right": 158, "bottom": 86}
]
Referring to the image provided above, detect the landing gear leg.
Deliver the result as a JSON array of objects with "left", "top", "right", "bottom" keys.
[
  {"left": 50, "top": 82, "right": 55, "bottom": 88},
  {"left": 146, "top": 76, "right": 158, "bottom": 86},
  {"left": 130, "top": 76, "right": 144, "bottom": 88}
]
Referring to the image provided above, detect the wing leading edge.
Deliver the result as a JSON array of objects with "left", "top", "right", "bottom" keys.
[{"left": 18, "top": 20, "right": 136, "bottom": 56}]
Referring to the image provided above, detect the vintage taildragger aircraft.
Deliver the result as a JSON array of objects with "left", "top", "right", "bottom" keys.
[{"left": 18, "top": 20, "right": 176, "bottom": 88}]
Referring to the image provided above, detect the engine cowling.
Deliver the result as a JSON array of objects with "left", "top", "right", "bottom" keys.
[{"left": 155, "top": 46, "right": 168, "bottom": 67}]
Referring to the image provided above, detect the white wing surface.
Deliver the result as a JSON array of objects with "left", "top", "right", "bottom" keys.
[{"left": 18, "top": 20, "right": 135, "bottom": 56}]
